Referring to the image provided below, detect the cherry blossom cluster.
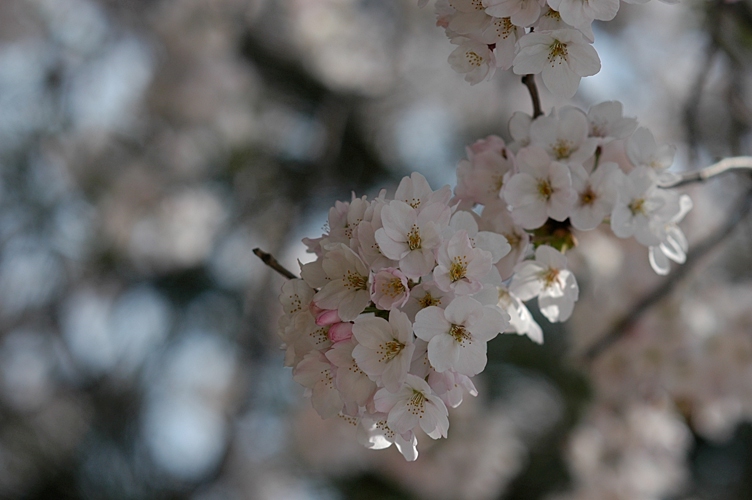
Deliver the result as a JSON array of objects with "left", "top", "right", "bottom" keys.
[
  {"left": 420, "top": 0, "right": 650, "bottom": 97},
  {"left": 475, "top": 101, "right": 692, "bottom": 277},
  {"left": 277, "top": 100, "right": 691, "bottom": 460}
]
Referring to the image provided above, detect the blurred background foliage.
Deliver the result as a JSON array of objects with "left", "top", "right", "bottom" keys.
[{"left": 1, "top": 0, "right": 752, "bottom": 499}]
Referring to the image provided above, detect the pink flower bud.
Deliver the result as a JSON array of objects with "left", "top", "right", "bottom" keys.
[
  {"left": 315, "top": 308, "right": 342, "bottom": 326},
  {"left": 328, "top": 322, "right": 354, "bottom": 343}
]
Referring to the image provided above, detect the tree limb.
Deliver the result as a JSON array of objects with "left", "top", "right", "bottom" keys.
[
  {"left": 253, "top": 248, "right": 298, "bottom": 280},
  {"left": 522, "top": 74, "right": 543, "bottom": 119},
  {"left": 666, "top": 156, "right": 752, "bottom": 187}
]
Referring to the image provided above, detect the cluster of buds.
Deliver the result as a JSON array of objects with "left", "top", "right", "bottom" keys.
[
  {"left": 422, "top": 0, "right": 656, "bottom": 96},
  {"left": 277, "top": 100, "right": 691, "bottom": 460}
]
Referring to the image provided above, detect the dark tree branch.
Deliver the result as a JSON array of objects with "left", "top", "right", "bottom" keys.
[
  {"left": 253, "top": 248, "right": 298, "bottom": 280},
  {"left": 522, "top": 74, "right": 543, "bottom": 118},
  {"left": 581, "top": 187, "right": 752, "bottom": 363}
]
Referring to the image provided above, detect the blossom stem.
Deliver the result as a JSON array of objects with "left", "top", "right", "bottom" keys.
[
  {"left": 521, "top": 74, "right": 543, "bottom": 118},
  {"left": 253, "top": 248, "right": 298, "bottom": 279},
  {"left": 666, "top": 156, "right": 752, "bottom": 187},
  {"left": 581, "top": 186, "right": 752, "bottom": 363}
]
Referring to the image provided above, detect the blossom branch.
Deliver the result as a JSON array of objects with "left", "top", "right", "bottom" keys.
[
  {"left": 666, "top": 156, "right": 752, "bottom": 187},
  {"left": 581, "top": 186, "right": 752, "bottom": 364},
  {"left": 522, "top": 74, "right": 543, "bottom": 118},
  {"left": 253, "top": 248, "right": 298, "bottom": 280}
]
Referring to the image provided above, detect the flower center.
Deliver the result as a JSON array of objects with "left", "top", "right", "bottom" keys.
[
  {"left": 552, "top": 139, "right": 573, "bottom": 159},
  {"left": 345, "top": 270, "right": 368, "bottom": 290},
  {"left": 407, "top": 225, "right": 422, "bottom": 250},
  {"left": 579, "top": 187, "right": 597, "bottom": 206},
  {"left": 407, "top": 390, "right": 426, "bottom": 416},
  {"left": 629, "top": 198, "right": 646, "bottom": 215},
  {"left": 449, "top": 324, "right": 472, "bottom": 346},
  {"left": 548, "top": 40, "right": 568, "bottom": 64},
  {"left": 540, "top": 267, "right": 560, "bottom": 288},
  {"left": 504, "top": 231, "right": 521, "bottom": 248},
  {"left": 381, "top": 277, "right": 406, "bottom": 298},
  {"left": 491, "top": 174, "right": 504, "bottom": 193},
  {"left": 538, "top": 179, "right": 554, "bottom": 200},
  {"left": 378, "top": 340, "right": 405, "bottom": 363},
  {"left": 465, "top": 50, "right": 483, "bottom": 67},
  {"left": 449, "top": 256, "right": 468, "bottom": 282},
  {"left": 418, "top": 292, "right": 441, "bottom": 309},
  {"left": 494, "top": 18, "right": 514, "bottom": 40}
]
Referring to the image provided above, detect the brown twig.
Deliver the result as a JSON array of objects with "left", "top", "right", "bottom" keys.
[
  {"left": 522, "top": 74, "right": 543, "bottom": 118},
  {"left": 581, "top": 187, "right": 752, "bottom": 364},
  {"left": 666, "top": 156, "right": 752, "bottom": 187},
  {"left": 253, "top": 248, "right": 298, "bottom": 280}
]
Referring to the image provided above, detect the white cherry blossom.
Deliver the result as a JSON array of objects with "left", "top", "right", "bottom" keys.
[
  {"left": 484, "top": 0, "right": 543, "bottom": 27},
  {"left": 510, "top": 245, "right": 579, "bottom": 322},
  {"left": 627, "top": 127, "right": 678, "bottom": 186},
  {"left": 352, "top": 310, "right": 416, "bottom": 393},
  {"left": 548, "top": 0, "right": 619, "bottom": 38},
  {"left": 454, "top": 135, "right": 514, "bottom": 207},
  {"left": 357, "top": 413, "right": 419, "bottom": 461},
  {"left": 312, "top": 244, "right": 371, "bottom": 321},
  {"left": 373, "top": 374, "right": 450, "bottom": 439},
  {"left": 480, "top": 200, "right": 531, "bottom": 279},
  {"left": 569, "top": 162, "right": 621, "bottom": 231},
  {"left": 513, "top": 29, "right": 601, "bottom": 98},
  {"left": 325, "top": 339, "right": 377, "bottom": 408},
  {"left": 433, "top": 230, "right": 493, "bottom": 295},
  {"left": 293, "top": 351, "right": 344, "bottom": 419},
  {"left": 428, "top": 368, "right": 478, "bottom": 408},
  {"left": 611, "top": 167, "right": 681, "bottom": 247},
  {"left": 376, "top": 200, "right": 451, "bottom": 279},
  {"left": 447, "top": 210, "right": 511, "bottom": 263},
  {"left": 529, "top": 107, "right": 599, "bottom": 165},
  {"left": 414, "top": 296, "right": 508, "bottom": 376},
  {"left": 587, "top": 101, "right": 638, "bottom": 143},
  {"left": 448, "top": 39, "right": 497, "bottom": 84},
  {"left": 503, "top": 146, "right": 575, "bottom": 229},
  {"left": 370, "top": 267, "right": 410, "bottom": 310}
]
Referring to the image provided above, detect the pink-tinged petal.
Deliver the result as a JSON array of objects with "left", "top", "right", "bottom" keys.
[
  {"left": 400, "top": 248, "right": 435, "bottom": 279},
  {"left": 388, "top": 400, "right": 419, "bottom": 435},
  {"left": 375, "top": 228, "right": 409, "bottom": 260},
  {"left": 474, "top": 231, "right": 511, "bottom": 263},
  {"left": 470, "top": 306, "right": 507, "bottom": 341},
  {"left": 427, "top": 334, "right": 460, "bottom": 373},
  {"left": 511, "top": 200, "right": 549, "bottom": 229},
  {"left": 337, "top": 290, "right": 371, "bottom": 321},
  {"left": 444, "top": 296, "right": 484, "bottom": 326},
  {"left": 567, "top": 43, "right": 601, "bottom": 76},
  {"left": 510, "top": 262, "right": 545, "bottom": 300},
  {"left": 414, "top": 307, "right": 450, "bottom": 342},
  {"left": 381, "top": 344, "right": 415, "bottom": 393},
  {"left": 421, "top": 394, "right": 449, "bottom": 439},
  {"left": 452, "top": 339, "right": 487, "bottom": 376},
  {"left": 389, "top": 309, "right": 414, "bottom": 344},
  {"left": 503, "top": 173, "right": 539, "bottom": 207},
  {"left": 374, "top": 386, "right": 403, "bottom": 413},
  {"left": 512, "top": 43, "right": 549, "bottom": 75},
  {"left": 353, "top": 316, "right": 394, "bottom": 348},
  {"left": 381, "top": 201, "right": 416, "bottom": 241},
  {"left": 541, "top": 59, "right": 580, "bottom": 99}
]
